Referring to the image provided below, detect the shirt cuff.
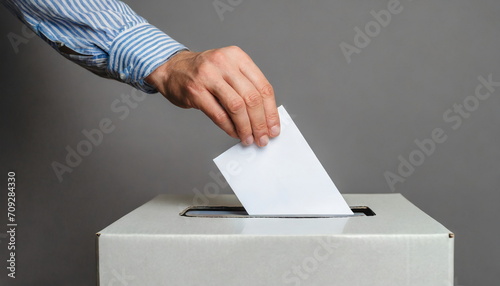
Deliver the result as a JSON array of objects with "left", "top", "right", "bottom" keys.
[{"left": 107, "top": 23, "right": 188, "bottom": 93}]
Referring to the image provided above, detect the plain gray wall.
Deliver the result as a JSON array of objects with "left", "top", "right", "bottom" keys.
[{"left": 1, "top": 0, "right": 499, "bottom": 285}]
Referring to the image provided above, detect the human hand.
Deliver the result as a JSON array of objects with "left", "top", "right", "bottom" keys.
[{"left": 145, "top": 46, "right": 280, "bottom": 147}]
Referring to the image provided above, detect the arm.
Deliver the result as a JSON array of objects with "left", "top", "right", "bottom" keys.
[
  {"left": 2, "top": 0, "right": 279, "bottom": 146},
  {"left": 1, "top": 0, "right": 186, "bottom": 93}
]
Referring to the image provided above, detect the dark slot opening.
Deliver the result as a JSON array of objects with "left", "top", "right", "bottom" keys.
[{"left": 180, "top": 206, "right": 375, "bottom": 218}]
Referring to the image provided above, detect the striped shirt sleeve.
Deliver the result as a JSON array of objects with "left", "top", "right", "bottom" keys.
[{"left": 1, "top": 0, "right": 188, "bottom": 93}]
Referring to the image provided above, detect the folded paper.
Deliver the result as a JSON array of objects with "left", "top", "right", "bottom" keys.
[{"left": 213, "top": 106, "right": 353, "bottom": 216}]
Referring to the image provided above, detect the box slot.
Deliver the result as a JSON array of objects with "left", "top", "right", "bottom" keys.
[{"left": 180, "top": 206, "right": 375, "bottom": 218}]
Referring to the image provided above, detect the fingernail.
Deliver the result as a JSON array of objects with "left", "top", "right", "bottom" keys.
[
  {"left": 259, "top": 135, "right": 269, "bottom": 147},
  {"left": 244, "top": 136, "right": 254, "bottom": 145},
  {"left": 270, "top": 125, "right": 280, "bottom": 137}
]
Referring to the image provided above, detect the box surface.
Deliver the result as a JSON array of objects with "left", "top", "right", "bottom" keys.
[{"left": 97, "top": 194, "right": 454, "bottom": 286}]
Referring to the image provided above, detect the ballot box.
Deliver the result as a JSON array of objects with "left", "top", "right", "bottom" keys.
[{"left": 96, "top": 194, "right": 454, "bottom": 285}]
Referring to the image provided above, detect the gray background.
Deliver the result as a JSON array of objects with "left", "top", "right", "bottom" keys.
[{"left": 1, "top": 0, "right": 499, "bottom": 285}]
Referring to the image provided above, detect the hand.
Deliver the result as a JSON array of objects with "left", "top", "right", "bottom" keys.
[{"left": 145, "top": 46, "right": 280, "bottom": 147}]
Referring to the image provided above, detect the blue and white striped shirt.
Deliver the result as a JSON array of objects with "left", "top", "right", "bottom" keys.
[{"left": 1, "top": 0, "right": 188, "bottom": 93}]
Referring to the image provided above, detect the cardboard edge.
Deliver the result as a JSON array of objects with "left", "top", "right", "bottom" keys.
[
  {"left": 448, "top": 232, "right": 455, "bottom": 283},
  {"left": 95, "top": 232, "right": 101, "bottom": 286}
]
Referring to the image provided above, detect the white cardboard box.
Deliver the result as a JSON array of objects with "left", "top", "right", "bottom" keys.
[{"left": 96, "top": 194, "right": 454, "bottom": 286}]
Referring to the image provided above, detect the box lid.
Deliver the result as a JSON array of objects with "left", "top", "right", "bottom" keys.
[{"left": 97, "top": 194, "right": 453, "bottom": 236}]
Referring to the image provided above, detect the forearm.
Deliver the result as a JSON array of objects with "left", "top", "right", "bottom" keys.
[{"left": 1, "top": 0, "right": 187, "bottom": 93}]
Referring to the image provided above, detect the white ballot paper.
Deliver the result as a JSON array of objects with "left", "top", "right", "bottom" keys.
[{"left": 213, "top": 106, "right": 353, "bottom": 216}]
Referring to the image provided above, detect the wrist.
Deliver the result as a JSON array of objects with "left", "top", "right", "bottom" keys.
[{"left": 145, "top": 50, "right": 192, "bottom": 95}]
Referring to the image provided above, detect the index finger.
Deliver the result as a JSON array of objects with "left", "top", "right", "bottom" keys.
[{"left": 240, "top": 61, "right": 280, "bottom": 138}]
